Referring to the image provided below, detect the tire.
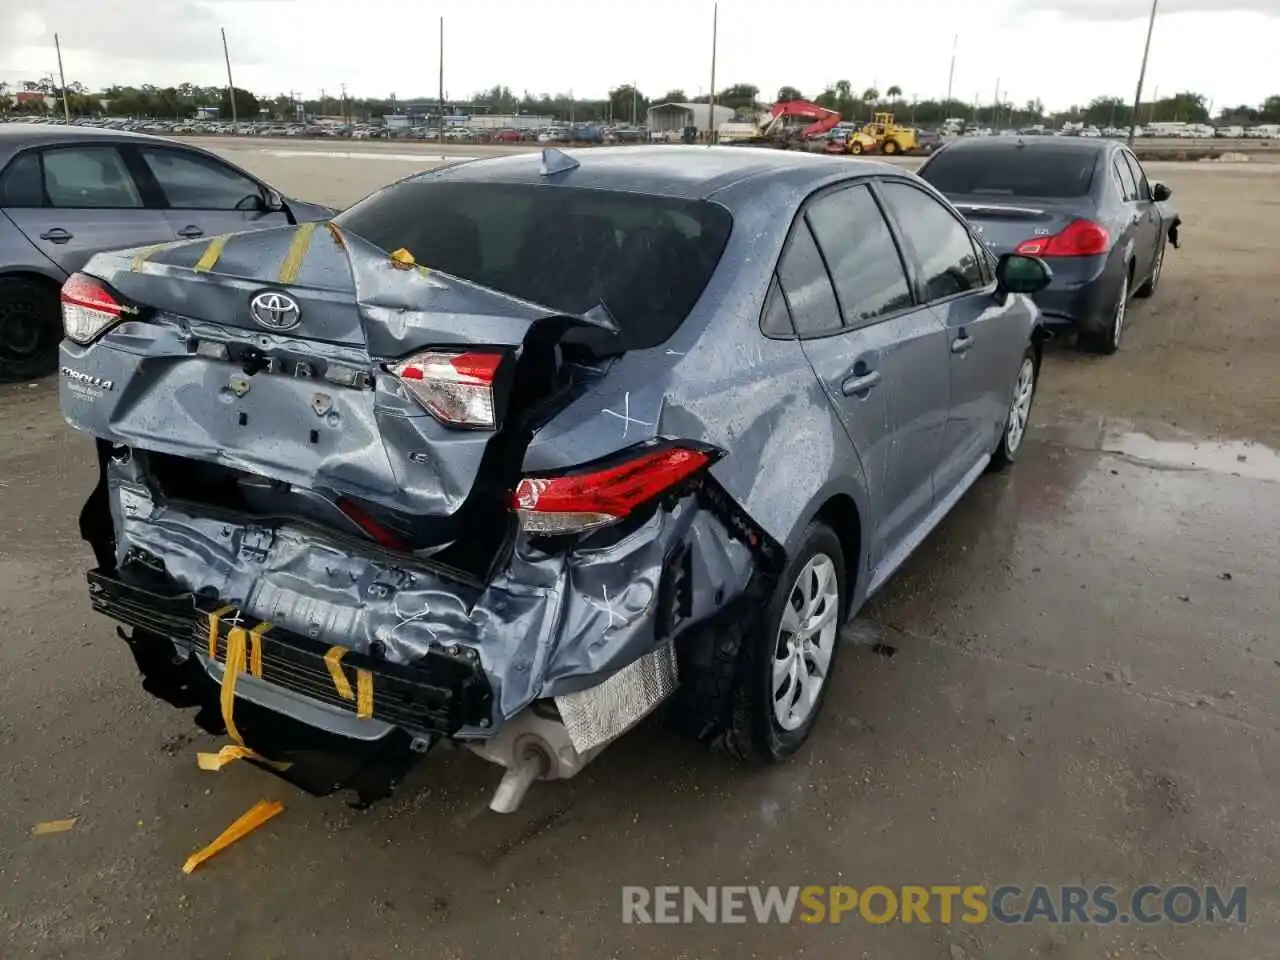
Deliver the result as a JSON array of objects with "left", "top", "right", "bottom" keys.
[
  {"left": 850, "top": 141, "right": 864, "bottom": 155},
  {"left": 1079, "top": 268, "right": 1129, "bottom": 356},
  {"left": 720, "top": 522, "right": 847, "bottom": 763},
  {"left": 988, "top": 345, "right": 1038, "bottom": 472},
  {"left": 0, "top": 276, "right": 62, "bottom": 383},
  {"left": 882, "top": 139, "right": 900, "bottom": 155},
  {"left": 1134, "top": 237, "right": 1165, "bottom": 299}
]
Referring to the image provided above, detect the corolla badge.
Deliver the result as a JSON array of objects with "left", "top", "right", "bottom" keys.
[{"left": 249, "top": 291, "right": 301, "bottom": 331}]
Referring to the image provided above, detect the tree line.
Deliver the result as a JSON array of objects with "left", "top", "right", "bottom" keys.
[{"left": 3, "top": 75, "right": 1278, "bottom": 130}]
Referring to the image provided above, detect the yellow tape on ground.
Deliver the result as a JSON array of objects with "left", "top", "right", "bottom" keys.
[
  {"left": 193, "top": 234, "right": 229, "bottom": 273},
  {"left": 355, "top": 669, "right": 373, "bottom": 719},
  {"left": 248, "top": 621, "right": 272, "bottom": 679},
  {"left": 221, "top": 627, "right": 247, "bottom": 745},
  {"left": 197, "top": 743, "right": 292, "bottom": 773},
  {"left": 181, "top": 799, "right": 284, "bottom": 875},
  {"left": 323, "top": 645, "right": 354, "bottom": 700},
  {"left": 277, "top": 221, "right": 318, "bottom": 284},
  {"left": 206, "top": 605, "right": 236, "bottom": 659}
]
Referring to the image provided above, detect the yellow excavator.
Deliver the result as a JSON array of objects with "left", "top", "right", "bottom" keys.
[{"left": 828, "top": 112, "right": 919, "bottom": 156}]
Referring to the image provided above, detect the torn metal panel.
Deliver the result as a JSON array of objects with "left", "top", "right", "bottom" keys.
[{"left": 95, "top": 452, "right": 754, "bottom": 727}]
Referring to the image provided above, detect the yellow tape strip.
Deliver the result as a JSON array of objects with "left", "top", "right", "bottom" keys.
[
  {"left": 355, "top": 669, "right": 373, "bottom": 719},
  {"left": 221, "top": 627, "right": 247, "bottom": 745},
  {"left": 193, "top": 234, "right": 229, "bottom": 273},
  {"left": 248, "top": 621, "right": 272, "bottom": 679},
  {"left": 181, "top": 799, "right": 284, "bottom": 875},
  {"left": 32, "top": 818, "right": 77, "bottom": 836},
  {"left": 197, "top": 743, "right": 292, "bottom": 773},
  {"left": 206, "top": 605, "right": 236, "bottom": 659},
  {"left": 324, "top": 645, "right": 354, "bottom": 700},
  {"left": 277, "top": 221, "right": 318, "bottom": 284},
  {"left": 130, "top": 244, "right": 166, "bottom": 272}
]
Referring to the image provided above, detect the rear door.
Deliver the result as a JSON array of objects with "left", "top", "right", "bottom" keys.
[
  {"left": 0, "top": 145, "right": 171, "bottom": 275},
  {"left": 129, "top": 144, "right": 290, "bottom": 242},
  {"left": 876, "top": 179, "right": 1023, "bottom": 499},
  {"left": 787, "top": 181, "right": 949, "bottom": 567}
]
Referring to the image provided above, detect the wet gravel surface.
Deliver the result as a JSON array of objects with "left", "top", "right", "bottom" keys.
[{"left": 0, "top": 147, "right": 1276, "bottom": 959}]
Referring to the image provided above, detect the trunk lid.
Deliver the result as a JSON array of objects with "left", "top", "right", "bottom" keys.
[
  {"left": 76, "top": 224, "right": 585, "bottom": 563},
  {"left": 947, "top": 195, "right": 1090, "bottom": 256}
]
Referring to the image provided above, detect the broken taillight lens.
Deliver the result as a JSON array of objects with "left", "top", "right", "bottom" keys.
[
  {"left": 513, "top": 442, "right": 717, "bottom": 536},
  {"left": 61, "top": 273, "right": 123, "bottom": 344},
  {"left": 389, "top": 351, "right": 504, "bottom": 428}
]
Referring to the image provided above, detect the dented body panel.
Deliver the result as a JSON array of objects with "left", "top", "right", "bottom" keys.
[{"left": 63, "top": 146, "right": 1039, "bottom": 805}]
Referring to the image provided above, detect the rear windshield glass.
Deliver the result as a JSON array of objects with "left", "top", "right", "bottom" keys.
[
  {"left": 919, "top": 148, "right": 1097, "bottom": 198},
  {"left": 334, "top": 180, "right": 733, "bottom": 352}
]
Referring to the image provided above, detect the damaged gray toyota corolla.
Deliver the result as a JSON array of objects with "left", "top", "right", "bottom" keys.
[{"left": 60, "top": 146, "right": 1051, "bottom": 812}]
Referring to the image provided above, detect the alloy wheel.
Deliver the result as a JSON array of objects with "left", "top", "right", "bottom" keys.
[{"left": 773, "top": 553, "right": 840, "bottom": 732}]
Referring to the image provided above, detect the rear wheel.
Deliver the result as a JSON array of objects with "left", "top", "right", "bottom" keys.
[
  {"left": 722, "top": 522, "right": 846, "bottom": 762},
  {"left": 1080, "top": 269, "right": 1129, "bottom": 356},
  {"left": 849, "top": 141, "right": 864, "bottom": 155},
  {"left": 882, "top": 139, "right": 900, "bottom": 155},
  {"left": 0, "top": 276, "right": 61, "bottom": 383}
]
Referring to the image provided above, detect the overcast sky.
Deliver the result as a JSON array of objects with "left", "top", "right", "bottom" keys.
[{"left": 1, "top": 0, "right": 1277, "bottom": 109}]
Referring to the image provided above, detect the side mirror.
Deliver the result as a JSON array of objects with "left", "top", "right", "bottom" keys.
[
  {"left": 262, "top": 189, "right": 285, "bottom": 213},
  {"left": 1151, "top": 181, "right": 1172, "bottom": 202},
  {"left": 995, "top": 253, "right": 1053, "bottom": 295}
]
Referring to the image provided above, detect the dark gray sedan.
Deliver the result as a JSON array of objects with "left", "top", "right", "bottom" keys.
[
  {"left": 62, "top": 147, "right": 1051, "bottom": 811},
  {"left": 0, "top": 124, "right": 335, "bottom": 381},
  {"left": 917, "top": 137, "right": 1181, "bottom": 354}
]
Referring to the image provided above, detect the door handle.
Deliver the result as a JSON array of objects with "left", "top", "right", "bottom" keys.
[
  {"left": 951, "top": 333, "right": 974, "bottom": 354},
  {"left": 841, "top": 369, "right": 881, "bottom": 397},
  {"left": 39, "top": 228, "right": 73, "bottom": 244},
  {"left": 177, "top": 225, "right": 204, "bottom": 239}
]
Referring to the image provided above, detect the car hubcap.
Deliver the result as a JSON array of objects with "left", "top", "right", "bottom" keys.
[
  {"left": 1006, "top": 357, "right": 1036, "bottom": 454},
  {"left": 1113, "top": 276, "right": 1128, "bottom": 347},
  {"left": 0, "top": 297, "right": 45, "bottom": 362},
  {"left": 773, "top": 553, "right": 839, "bottom": 732}
]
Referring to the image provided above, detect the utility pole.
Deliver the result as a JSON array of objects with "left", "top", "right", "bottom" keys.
[
  {"left": 438, "top": 17, "right": 445, "bottom": 145},
  {"left": 221, "top": 27, "right": 238, "bottom": 125},
  {"left": 993, "top": 77, "right": 1000, "bottom": 127},
  {"left": 54, "top": 33, "right": 70, "bottom": 124},
  {"left": 1128, "top": 0, "right": 1159, "bottom": 145},
  {"left": 340, "top": 83, "right": 347, "bottom": 129},
  {"left": 945, "top": 34, "right": 957, "bottom": 107},
  {"left": 708, "top": 2, "right": 718, "bottom": 144},
  {"left": 632, "top": 79, "right": 638, "bottom": 126}
]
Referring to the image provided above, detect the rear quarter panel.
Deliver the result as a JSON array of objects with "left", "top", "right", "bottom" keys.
[{"left": 520, "top": 169, "right": 873, "bottom": 578}]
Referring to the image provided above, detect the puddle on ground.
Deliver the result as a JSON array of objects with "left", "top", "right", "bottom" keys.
[{"left": 1101, "top": 432, "right": 1280, "bottom": 482}]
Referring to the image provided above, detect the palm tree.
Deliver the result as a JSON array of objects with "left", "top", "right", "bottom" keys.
[
  {"left": 862, "top": 87, "right": 880, "bottom": 119},
  {"left": 886, "top": 85, "right": 903, "bottom": 104}
]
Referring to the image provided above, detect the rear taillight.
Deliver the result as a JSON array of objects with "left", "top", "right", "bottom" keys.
[
  {"left": 513, "top": 442, "right": 717, "bottom": 536},
  {"left": 1015, "top": 219, "right": 1110, "bottom": 257},
  {"left": 336, "top": 498, "right": 410, "bottom": 551},
  {"left": 61, "top": 273, "right": 123, "bottom": 344},
  {"left": 389, "top": 351, "right": 504, "bottom": 428}
]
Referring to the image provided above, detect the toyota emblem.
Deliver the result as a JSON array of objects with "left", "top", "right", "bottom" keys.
[{"left": 249, "top": 291, "right": 301, "bottom": 331}]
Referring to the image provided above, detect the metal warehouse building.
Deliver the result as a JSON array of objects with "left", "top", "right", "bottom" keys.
[{"left": 646, "top": 102, "right": 735, "bottom": 135}]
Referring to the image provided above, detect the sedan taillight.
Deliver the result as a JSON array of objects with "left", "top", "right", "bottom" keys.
[
  {"left": 62, "top": 273, "right": 123, "bottom": 344},
  {"left": 513, "top": 441, "right": 718, "bottom": 536},
  {"left": 389, "top": 351, "right": 504, "bottom": 428}
]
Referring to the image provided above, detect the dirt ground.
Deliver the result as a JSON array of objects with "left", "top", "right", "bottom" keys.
[{"left": 0, "top": 144, "right": 1276, "bottom": 959}]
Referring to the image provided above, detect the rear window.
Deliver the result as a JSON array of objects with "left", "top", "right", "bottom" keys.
[
  {"left": 919, "top": 148, "right": 1097, "bottom": 199},
  {"left": 334, "top": 180, "right": 733, "bottom": 353}
]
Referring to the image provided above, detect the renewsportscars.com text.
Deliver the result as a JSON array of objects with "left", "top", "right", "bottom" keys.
[{"left": 621, "top": 884, "right": 1247, "bottom": 925}]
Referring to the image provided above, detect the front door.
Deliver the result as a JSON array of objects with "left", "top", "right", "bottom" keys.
[
  {"left": 875, "top": 180, "right": 1026, "bottom": 501},
  {"left": 129, "top": 145, "right": 290, "bottom": 242},
  {"left": 1, "top": 145, "right": 171, "bottom": 275},
  {"left": 793, "top": 182, "right": 950, "bottom": 568}
]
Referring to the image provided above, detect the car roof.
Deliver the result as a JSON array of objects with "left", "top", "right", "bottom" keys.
[
  {"left": 0, "top": 123, "right": 177, "bottom": 166},
  {"left": 417, "top": 145, "right": 900, "bottom": 201}
]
